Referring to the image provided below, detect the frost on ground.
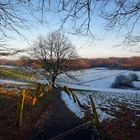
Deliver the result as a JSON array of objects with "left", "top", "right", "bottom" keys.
[
  {"left": 61, "top": 91, "right": 116, "bottom": 122},
  {"left": 0, "top": 79, "right": 29, "bottom": 85},
  {"left": 60, "top": 68, "right": 140, "bottom": 122},
  {"left": 61, "top": 91, "right": 84, "bottom": 119},
  {"left": 57, "top": 68, "right": 140, "bottom": 89},
  {"left": 61, "top": 90, "right": 140, "bottom": 122}
]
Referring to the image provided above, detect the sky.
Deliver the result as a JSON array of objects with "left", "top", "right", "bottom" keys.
[
  {"left": 4, "top": 20, "right": 139, "bottom": 59},
  {"left": 1, "top": 1, "right": 140, "bottom": 59},
  {"left": 5, "top": 24, "right": 139, "bottom": 59}
]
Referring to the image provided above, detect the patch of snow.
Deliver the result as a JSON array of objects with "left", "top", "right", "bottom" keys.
[
  {"left": 38, "top": 79, "right": 49, "bottom": 84},
  {"left": 61, "top": 91, "right": 84, "bottom": 118},
  {"left": 57, "top": 68, "right": 140, "bottom": 90},
  {"left": 61, "top": 91, "right": 115, "bottom": 121},
  {"left": 57, "top": 82, "right": 140, "bottom": 94},
  {"left": 92, "top": 67, "right": 108, "bottom": 70},
  {"left": 0, "top": 79, "right": 29, "bottom": 85},
  {"left": 96, "top": 109, "right": 115, "bottom": 121},
  {"left": 0, "top": 65, "right": 16, "bottom": 69},
  {"left": 133, "top": 81, "right": 140, "bottom": 88}
]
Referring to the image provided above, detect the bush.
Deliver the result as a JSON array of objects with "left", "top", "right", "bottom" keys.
[
  {"left": 112, "top": 75, "right": 134, "bottom": 88},
  {"left": 129, "top": 73, "right": 139, "bottom": 81}
]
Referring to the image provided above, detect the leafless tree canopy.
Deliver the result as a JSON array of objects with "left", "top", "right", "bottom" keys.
[
  {"left": 0, "top": 0, "right": 31, "bottom": 55},
  {"left": 1, "top": 0, "right": 140, "bottom": 50},
  {"left": 36, "top": 0, "right": 140, "bottom": 44},
  {"left": 100, "top": 0, "right": 140, "bottom": 45},
  {"left": 32, "top": 31, "right": 78, "bottom": 86},
  {"left": 0, "top": 0, "right": 30, "bottom": 37}
]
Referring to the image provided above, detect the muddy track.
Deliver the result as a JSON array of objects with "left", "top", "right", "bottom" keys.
[{"left": 30, "top": 88, "right": 94, "bottom": 140}]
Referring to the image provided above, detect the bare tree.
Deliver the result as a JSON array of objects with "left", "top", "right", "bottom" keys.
[{"left": 31, "top": 31, "right": 78, "bottom": 87}]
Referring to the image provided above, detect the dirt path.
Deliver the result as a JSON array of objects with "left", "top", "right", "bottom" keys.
[{"left": 29, "top": 88, "right": 93, "bottom": 140}]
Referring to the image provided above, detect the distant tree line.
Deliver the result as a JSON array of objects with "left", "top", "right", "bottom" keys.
[
  {"left": 1, "top": 57, "right": 140, "bottom": 71},
  {"left": 90, "top": 57, "right": 140, "bottom": 70}
]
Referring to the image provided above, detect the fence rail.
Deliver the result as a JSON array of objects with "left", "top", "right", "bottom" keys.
[{"left": 49, "top": 121, "right": 94, "bottom": 140}]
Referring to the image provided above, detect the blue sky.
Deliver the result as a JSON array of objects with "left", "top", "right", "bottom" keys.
[
  {"left": 6, "top": 29, "right": 139, "bottom": 59},
  {"left": 2, "top": 2, "right": 140, "bottom": 59},
  {"left": 6, "top": 25, "right": 139, "bottom": 59}
]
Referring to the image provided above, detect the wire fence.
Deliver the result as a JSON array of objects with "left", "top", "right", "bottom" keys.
[
  {"left": 0, "top": 82, "right": 140, "bottom": 139},
  {"left": 0, "top": 83, "right": 50, "bottom": 128},
  {"left": 48, "top": 121, "right": 94, "bottom": 140}
]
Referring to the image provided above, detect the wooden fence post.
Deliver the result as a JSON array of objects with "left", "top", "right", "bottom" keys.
[
  {"left": 63, "top": 86, "right": 71, "bottom": 98},
  {"left": 89, "top": 95, "right": 100, "bottom": 129},
  {"left": 70, "top": 90, "right": 82, "bottom": 107},
  {"left": 32, "top": 83, "right": 41, "bottom": 105},
  {"left": 17, "top": 89, "right": 25, "bottom": 127},
  {"left": 70, "top": 91, "right": 77, "bottom": 103}
]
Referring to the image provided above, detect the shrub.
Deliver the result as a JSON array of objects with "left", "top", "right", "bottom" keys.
[
  {"left": 112, "top": 75, "right": 134, "bottom": 88},
  {"left": 129, "top": 73, "right": 139, "bottom": 81}
]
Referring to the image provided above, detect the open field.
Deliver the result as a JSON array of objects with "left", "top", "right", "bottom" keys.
[
  {"left": 0, "top": 65, "right": 140, "bottom": 140},
  {"left": 58, "top": 68, "right": 140, "bottom": 118},
  {"left": 57, "top": 68, "right": 140, "bottom": 139}
]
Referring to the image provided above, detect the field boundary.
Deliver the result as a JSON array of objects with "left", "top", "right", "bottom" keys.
[{"left": 49, "top": 121, "right": 94, "bottom": 140}]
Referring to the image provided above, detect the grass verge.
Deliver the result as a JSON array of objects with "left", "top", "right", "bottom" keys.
[{"left": 0, "top": 85, "right": 55, "bottom": 140}]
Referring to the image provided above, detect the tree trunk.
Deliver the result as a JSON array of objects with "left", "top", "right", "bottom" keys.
[{"left": 51, "top": 75, "right": 56, "bottom": 87}]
